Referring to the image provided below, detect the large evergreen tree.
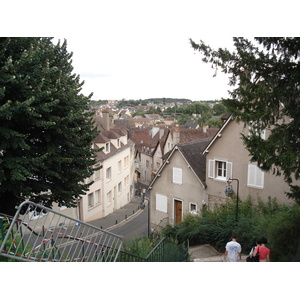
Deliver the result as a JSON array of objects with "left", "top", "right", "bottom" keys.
[
  {"left": 0, "top": 38, "right": 99, "bottom": 215},
  {"left": 190, "top": 37, "right": 300, "bottom": 202}
]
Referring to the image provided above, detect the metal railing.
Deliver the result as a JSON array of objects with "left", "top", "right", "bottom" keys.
[
  {"left": 0, "top": 201, "right": 122, "bottom": 262},
  {"left": 116, "top": 238, "right": 189, "bottom": 262}
]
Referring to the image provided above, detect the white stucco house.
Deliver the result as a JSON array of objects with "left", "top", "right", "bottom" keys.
[{"left": 79, "top": 111, "right": 135, "bottom": 222}]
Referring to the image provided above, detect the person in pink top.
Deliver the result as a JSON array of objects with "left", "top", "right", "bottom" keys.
[{"left": 253, "top": 237, "right": 270, "bottom": 262}]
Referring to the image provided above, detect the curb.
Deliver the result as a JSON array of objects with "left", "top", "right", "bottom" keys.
[{"left": 106, "top": 206, "right": 144, "bottom": 231}]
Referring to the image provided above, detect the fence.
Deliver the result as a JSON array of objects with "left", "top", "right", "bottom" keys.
[
  {"left": 116, "top": 238, "right": 190, "bottom": 262},
  {"left": 0, "top": 201, "right": 122, "bottom": 262}
]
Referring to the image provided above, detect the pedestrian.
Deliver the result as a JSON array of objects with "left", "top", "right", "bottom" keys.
[
  {"left": 224, "top": 233, "right": 242, "bottom": 262},
  {"left": 246, "top": 238, "right": 261, "bottom": 262},
  {"left": 253, "top": 237, "right": 270, "bottom": 262}
]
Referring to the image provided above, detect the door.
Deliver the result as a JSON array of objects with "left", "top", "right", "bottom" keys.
[{"left": 174, "top": 199, "right": 182, "bottom": 224}]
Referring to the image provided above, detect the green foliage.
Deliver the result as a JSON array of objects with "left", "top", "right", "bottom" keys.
[
  {"left": 120, "top": 236, "right": 189, "bottom": 262},
  {"left": 190, "top": 37, "right": 300, "bottom": 202},
  {"left": 205, "top": 117, "right": 222, "bottom": 128},
  {"left": 0, "top": 38, "right": 99, "bottom": 215},
  {"left": 121, "top": 236, "right": 158, "bottom": 258},
  {"left": 212, "top": 102, "right": 227, "bottom": 116},
  {"left": 161, "top": 197, "right": 300, "bottom": 261}
]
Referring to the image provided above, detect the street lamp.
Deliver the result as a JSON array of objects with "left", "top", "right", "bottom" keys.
[
  {"left": 225, "top": 178, "right": 239, "bottom": 223},
  {"left": 139, "top": 189, "right": 151, "bottom": 237}
]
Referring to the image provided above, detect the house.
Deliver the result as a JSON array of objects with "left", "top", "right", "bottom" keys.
[
  {"left": 144, "top": 114, "right": 164, "bottom": 125},
  {"left": 79, "top": 111, "right": 135, "bottom": 222},
  {"left": 203, "top": 115, "right": 297, "bottom": 208},
  {"left": 163, "top": 125, "right": 219, "bottom": 154},
  {"left": 130, "top": 127, "right": 169, "bottom": 184},
  {"left": 163, "top": 117, "right": 176, "bottom": 126},
  {"left": 183, "top": 119, "right": 199, "bottom": 129},
  {"left": 147, "top": 138, "right": 212, "bottom": 232}
]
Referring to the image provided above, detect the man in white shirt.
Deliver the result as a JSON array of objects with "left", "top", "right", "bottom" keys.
[{"left": 224, "top": 234, "right": 242, "bottom": 262}]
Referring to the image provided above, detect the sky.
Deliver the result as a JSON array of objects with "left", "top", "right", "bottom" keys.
[
  {"left": 4, "top": 0, "right": 298, "bottom": 101},
  {"left": 3, "top": 1, "right": 298, "bottom": 103},
  {"left": 61, "top": 34, "right": 234, "bottom": 101}
]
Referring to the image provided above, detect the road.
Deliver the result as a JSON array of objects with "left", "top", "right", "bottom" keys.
[{"left": 110, "top": 204, "right": 149, "bottom": 241}]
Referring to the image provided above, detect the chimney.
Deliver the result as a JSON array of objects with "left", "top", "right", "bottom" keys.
[
  {"left": 203, "top": 125, "right": 209, "bottom": 133},
  {"left": 173, "top": 126, "right": 180, "bottom": 144},
  {"left": 102, "top": 110, "right": 110, "bottom": 131}
]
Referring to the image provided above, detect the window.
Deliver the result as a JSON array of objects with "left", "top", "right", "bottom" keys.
[
  {"left": 146, "top": 160, "right": 150, "bottom": 169},
  {"left": 208, "top": 159, "right": 232, "bottom": 181},
  {"left": 95, "top": 189, "right": 100, "bottom": 205},
  {"left": 124, "top": 155, "right": 129, "bottom": 167},
  {"left": 107, "top": 191, "right": 112, "bottom": 203},
  {"left": 247, "top": 164, "right": 264, "bottom": 188},
  {"left": 94, "top": 165, "right": 100, "bottom": 181},
  {"left": 156, "top": 194, "right": 167, "bottom": 213},
  {"left": 173, "top": 167, "right": 182, "bottom": 185},
  {"left": 189, "top": 203, "right": 197, "bottom": 214},
  {"left": 105, "top": 142, "right": 110, "bottom": 153},
  {"left": 124, "top": 175, "right": 129, "bottom": 187},
  {"left": 118, "top": 182, "right": 122, "bottom": 193},
  {"left": 106, "top": 167, "right": 111, "bottom": 180},
  {"left": 248, "top": 121, "right": 266, "bottom": 140},
  {"left": 88, "top": 193, "right": 94, "bottom": 208},
  {"left": 217, "top": 161, "right": 227, "bottom": 178},
  {"left": 118, "top": 160, "right": 122, "bottom": 172}
]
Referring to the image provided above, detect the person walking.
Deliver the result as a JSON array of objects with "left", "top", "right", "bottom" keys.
[
  {"left": 253, "top": 237, "right": 270, "bottom": 262},
  {"left": 246, "top": 238, "right": 261, "bottom": 262},
  {"left": 224, "top": 234, "right": 242, "bottom": 262}
]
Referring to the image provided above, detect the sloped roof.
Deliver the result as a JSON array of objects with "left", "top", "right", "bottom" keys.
[
  {"left": 202, "top": 114, "right": 233, "bottom": 154},
  {"left": 177, "top": 138, "right": 211, "bottom": 184},
  {"left": 184, "top": 119, "right": 199, "bottom": 129},
  {"left": 95, "top": 139, "right": 134, "bottom": 162},
  {"left": 170, "top": 127, "right": 219, "bottom": 143},
  {"left": 92, "top": 115, "right": 132, "bottom": 162}
]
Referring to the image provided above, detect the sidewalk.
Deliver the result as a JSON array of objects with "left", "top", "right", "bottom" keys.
[
  {"left": 87, "top": 195, "right": 144, "bottom": 231},
  {"left": 189, "top": 244, "right": 248, "bottom": 262}
]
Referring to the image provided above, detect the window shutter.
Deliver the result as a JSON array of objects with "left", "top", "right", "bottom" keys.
[
  {"left": 256, "top": 166, "right": 264, "bottom": 188},
  {"left": 226, "top": 162, "right": 232, "bottom": 180},
  {"left": 248, "top": 164, "right": 264, "bottom": 188},
  {"left": 208, "top": 160, "right": 214, "bottom": 178},
  {"left": 156, "top": 194, "right": 168, "bottom": 213},
  {"left": 173, "top": 167, "right": 182, "bottom": 184},
  {"left": 247, "top": 164, "right": 256, "bottom": 186}
]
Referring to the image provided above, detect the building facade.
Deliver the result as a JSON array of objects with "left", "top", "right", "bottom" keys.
[{"left": 79, "top": 112, "right": 135, "bottom": 222}]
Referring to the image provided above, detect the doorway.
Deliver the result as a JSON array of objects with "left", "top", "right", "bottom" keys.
[{"left": 174, "top": 199, "right": 183, "bottom": 224}]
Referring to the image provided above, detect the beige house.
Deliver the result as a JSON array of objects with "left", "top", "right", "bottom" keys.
[
  {"left": 79, "top": 112, "right": 135, "bottom": 222},
  {"left": 131, "top": 127, "right": 169, "bottom": 185},
  {"left": 147, "top": 138, "right": 212, "bottom": 232},
  {"left": 203, "top": 115, "right": 296, "bottom": 208}
]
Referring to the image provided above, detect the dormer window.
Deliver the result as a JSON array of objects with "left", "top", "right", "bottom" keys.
[
  {"left": 117, "top": 138, "right": 120, "bottom": 148},
  {"left": 105, "top": 142, "right": 110, "bottom": 153}
]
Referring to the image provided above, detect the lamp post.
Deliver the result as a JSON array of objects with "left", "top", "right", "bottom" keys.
[
  {"left": 225, "top": 178, "right": 239, "bottom": 223},
  {"left": 140, "top": 189, "right": 151, "bottom": 237}
]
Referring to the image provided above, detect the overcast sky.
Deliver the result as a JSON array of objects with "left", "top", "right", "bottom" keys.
[
  {"left": 3, "top": 1, "right": 297, "bottom": 102},
  {"left": 61, "top": 34, "right": 234, "bottom": 101}
]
